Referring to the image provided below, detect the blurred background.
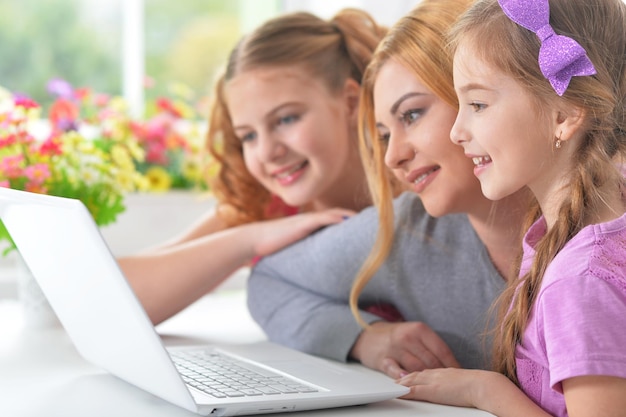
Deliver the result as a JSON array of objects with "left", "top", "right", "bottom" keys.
[
  {"left": 0, "top": 0, "right": 415, "bottom": 118},
  {"left": 0, "top": 0, "right": 416, "bottom": 299}
]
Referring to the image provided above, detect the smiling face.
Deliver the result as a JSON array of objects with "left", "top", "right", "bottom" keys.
[
  {"left": 225, "top": 66, "right": 365, "bottom": 211},
  {"left": 373, "top": 59, "right": 485, "bottom": 217},
  {"left": 451, "top": 42, "right": 561, "bottom": 203}
]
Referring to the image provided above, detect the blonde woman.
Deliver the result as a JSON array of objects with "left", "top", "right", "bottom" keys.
[{"left": 248, "top": 0, "right": 529, "bottom": 377}]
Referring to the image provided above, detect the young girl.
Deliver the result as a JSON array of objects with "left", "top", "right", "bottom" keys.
[
  {"left": 397, "top": 0, "right": 626, "bottom": 416},
  {"left": 248, "top": 0, "right": 530, "bottom": 377},
  {"left": 118, "top": 9, "right": 388, "bottom": 325}
]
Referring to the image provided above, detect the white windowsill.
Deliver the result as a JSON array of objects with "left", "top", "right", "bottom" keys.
[{"left": 0, "top": 192, "right": 248, "bottom": 300}]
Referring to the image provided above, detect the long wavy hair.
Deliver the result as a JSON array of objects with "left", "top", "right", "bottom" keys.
[
  {"left": 205, "top": 9, "right": 387, "bottom": 226},
  {"left": 448, "top": 0, "right": 626, "bottom": 384},
  {"left": 350, "top": 0, "right": 474, "bottom": 325}
]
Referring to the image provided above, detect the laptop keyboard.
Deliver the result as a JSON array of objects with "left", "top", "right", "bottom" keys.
[{"left": 171, "top": 350, "right": 320, "bottom": 399}]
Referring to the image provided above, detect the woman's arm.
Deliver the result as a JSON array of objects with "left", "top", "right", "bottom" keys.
[
  {"left": 248, "top": 256, "right": 384, "bottom": 361},
  {"left": 248, "top": 192, "right": 462, "bottom": 369},
  {"left": 119, "top": 208, "right": 353, "bottom": 325},
  {"left": 350, "top": 321, "right": 460, "bottom": 378}
]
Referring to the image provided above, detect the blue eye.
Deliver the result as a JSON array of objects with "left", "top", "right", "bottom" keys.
[
  {"left": 239, "top": 131, "right": 257, "bottom": 143},
  {"left": 278, "top": 114, "right": 299, "bottom": 125},
  {"left": 378, "top": 131, "right": 390, "bottom": 143}
]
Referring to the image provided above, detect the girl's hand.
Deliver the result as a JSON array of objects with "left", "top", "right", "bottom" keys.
[
  {"left": 396, "top": 367, "right": 485, "bottom": 408},
  {"left": 397, "top": 368, "right": 550, "bottom": 417},
  {"left": 253, "top": 208, "right": 355, "bottom": 257}
]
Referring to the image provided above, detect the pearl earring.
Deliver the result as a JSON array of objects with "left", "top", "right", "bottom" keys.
[{"left": 555, "top": 132, "right": 563, "bottom": 149}]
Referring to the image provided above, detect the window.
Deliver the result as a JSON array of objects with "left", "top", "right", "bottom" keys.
[
  {"left": 282, "top": 0, "right": 415, "bottom": 26},
  {"left": 0, "top": 0, "right": 411, "bottom": 115},
  {"left": 0, "top": 0, "right": 280, "bottom": 115},
  {"left": 0, "top": 0, "right": 122, "bottom": 109}
]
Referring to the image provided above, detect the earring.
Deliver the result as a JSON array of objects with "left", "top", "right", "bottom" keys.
[{"left": 555, "top": 132, "right": 563, "bottom": 149}]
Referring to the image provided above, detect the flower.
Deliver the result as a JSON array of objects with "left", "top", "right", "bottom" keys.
[
  {"left": 129, "top": 82, "right": 212, "bottom": 192},
  {"left": 0, "top": 91, "right": 148, "bottom": 254},
  {"left": 0, "top": 78, "right": 217, "bottom": 253},
  {"left": 48, "top": 79, "right": 213, "bottom": 193}
]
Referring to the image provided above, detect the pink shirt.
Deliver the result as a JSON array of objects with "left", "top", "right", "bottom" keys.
[{"left": 515, "top": 213, "right": 626, "bottom": 417}]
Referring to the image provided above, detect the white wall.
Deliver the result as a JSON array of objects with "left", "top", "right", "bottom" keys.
[{"left": 281, "top": 0, "right": 416, "bottom": 26}]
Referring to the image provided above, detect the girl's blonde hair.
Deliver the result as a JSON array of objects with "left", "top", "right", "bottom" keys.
[
  {"left": 206, "top": 9, "right": 387, "bottom": 226},
  {"left": 448, "top": 0, "right": 626, "bottom": 384},
  {"left": 350, "top": 0, "right": 474, "bottom": 325}
]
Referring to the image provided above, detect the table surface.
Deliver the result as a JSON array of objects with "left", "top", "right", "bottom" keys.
[{"left": 0, "top": 289, "right": 494, "bottom": 417}]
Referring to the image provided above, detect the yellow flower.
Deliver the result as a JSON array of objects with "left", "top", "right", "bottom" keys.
[
  {"left": 182, "top": 159, "right": 202, "bottom": 182},
  {"left": 115, "top": 169, "right": 138, "bottom": 192},
  {"left": 133, "top": 172, "right": 151, "bottom": 191},
  {"left": 109, "top": 97, "right": 128, "bottom": 113},
  {"left": 110, "top": 144, "right": 135, "bottom": 171},
  {"left": 144, "top": 166, "right": 172, "bottom": 192},
  {"left": 126, "top": 141, "right": 145, "bottom": 163},
  {"left": 172, "top": 99, "right": 195, "bottom": 120}
]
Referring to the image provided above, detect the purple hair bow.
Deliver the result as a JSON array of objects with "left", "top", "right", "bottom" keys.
[{"left": 497, "top": 0, "right": 596, "bottom": 96}]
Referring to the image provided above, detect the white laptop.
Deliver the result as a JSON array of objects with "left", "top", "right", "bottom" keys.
[{"left": 0, "top": 187, "right": 408, "bottom": 416}]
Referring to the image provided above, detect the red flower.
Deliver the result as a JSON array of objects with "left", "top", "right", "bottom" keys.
[
  {"left": 156, "top": 97, "right": 182, "bottom": 118},
  {"left": 39, "top": 137, "right": 64, "bottom": 156},
  {"left": 48, "top": 98, "right": 79, "bottom": 132},
  {"left": 0, "top": 134, "right": 17, "bottom": 149},
  {"left": 74, "top": 87, "right": 91, "bottom": 101}
]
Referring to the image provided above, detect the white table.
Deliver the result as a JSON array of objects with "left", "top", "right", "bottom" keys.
[{"left": 0, "top": 289, "right": 494, "bottom": 417}]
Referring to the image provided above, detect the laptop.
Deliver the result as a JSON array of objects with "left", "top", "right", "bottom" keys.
[{"left": 0, "top": 187, "right": 408, "bottom": 416}]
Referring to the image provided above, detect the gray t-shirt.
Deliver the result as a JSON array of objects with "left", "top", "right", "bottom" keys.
[{"left": 247, "top": 192, "right": 505, "bottom": 369}]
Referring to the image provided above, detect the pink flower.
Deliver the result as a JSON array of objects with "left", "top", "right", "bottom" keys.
[
  {"left": 14, "top": 96, "right": 40, "bottom": 109},
  {"left": 74, "top": 87, "right": 91, "bottom": 101},
  {"left": 0, "top": 134, "right": 17, "bottom": 149},
  {"left": 24, "top": 182, "right": 48, "bottom": 194},
  {"left": 24, "top": 163, "right": 51, "bottom": 185},
  {"left": 94, "top": 93, "right": 110, "bottom": 107},
  {"left": 143, "top": 75, "right": 155, "bottom": 89},
  {"left": 0, "top": 155, "right": 24, "bottom": 178},
  {"left": 145, "top": 142, "right": 169, "bottom": 165},
  {"left": 0, "top": 180, "right": 10, "bottom": 188}
]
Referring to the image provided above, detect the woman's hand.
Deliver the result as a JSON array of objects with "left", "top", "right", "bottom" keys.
[
  {"left": 350, "top": 321, "right": 460, "bottom": 379},
  {"left": 253, "top": 208, "right": 355, "bottom": 257}
]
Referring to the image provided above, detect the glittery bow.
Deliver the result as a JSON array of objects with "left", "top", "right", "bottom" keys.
[{"left": 497, "top": 0, "right": 596, "bottom": 96}]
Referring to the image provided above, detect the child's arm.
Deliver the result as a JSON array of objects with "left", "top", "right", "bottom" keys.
[
  {"left": 397, "top": 368, "right": 551, "bottom": 417},
  {"left": 562, "top": 375, "right": 626, "bottom": 417},
  {"left": 118, "top": 208, "right": 353, "bottom": 325}
]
